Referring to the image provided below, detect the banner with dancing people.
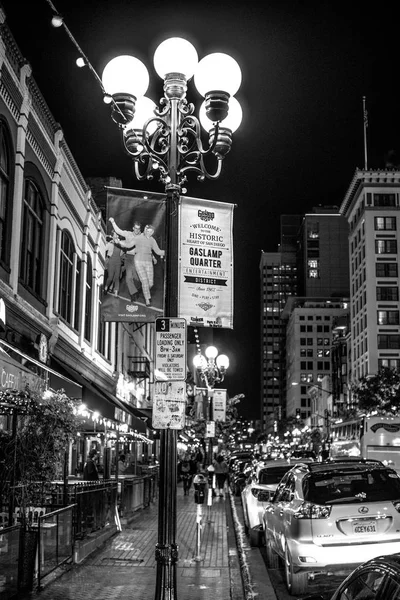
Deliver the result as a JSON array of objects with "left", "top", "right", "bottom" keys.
[
  {"left": 178, "top": 197, "right": 235, "bottom": 329},
  {"left": 101, "top": 187, "right": 166, "bottom": 322}
]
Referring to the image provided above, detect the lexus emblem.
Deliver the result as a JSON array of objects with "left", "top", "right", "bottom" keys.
[{"left": 358, "top": 506, "right": 369, "bottom": 514}]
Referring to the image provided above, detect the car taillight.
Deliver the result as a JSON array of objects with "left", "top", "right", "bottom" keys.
[
  {"left": 251, "top": 488, "right": 271, "bottom": 501},
  {"left": 294, "top": 502, "right": 331, "bottom": 519},
  {"left": 393, "top": 501, "right": 400, "bottom": 513}
]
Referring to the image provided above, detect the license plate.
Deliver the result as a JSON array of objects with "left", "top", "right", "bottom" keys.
[{"left": 353, "top": 521, "right": 377, "bottom": 534}]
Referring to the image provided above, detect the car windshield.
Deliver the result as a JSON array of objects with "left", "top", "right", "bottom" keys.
[
  {"left": 303, "top": 468, "right": 400, "bottom": 504},
  {"left": 259, "top": 466, "right": 291, "bottom": 485}
]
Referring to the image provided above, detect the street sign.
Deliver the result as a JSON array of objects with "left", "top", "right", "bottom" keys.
[{"left": 155, "top": 317, "right": 187, "bottom": 381}]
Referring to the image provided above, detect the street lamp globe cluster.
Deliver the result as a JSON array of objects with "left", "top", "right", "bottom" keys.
[
  {"left": 101, "top": 37, "right": 242, "bottom": 190},
  {"left": 193, "top": 345, "right": 229, "bottom": 388}
]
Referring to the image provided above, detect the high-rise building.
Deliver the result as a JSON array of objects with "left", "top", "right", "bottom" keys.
[
  {"left": 340, "top": 169, "right": 400, "bottom": 379},
  {"left": 260, "top": 209, "right": 350, "bottom": 432}
]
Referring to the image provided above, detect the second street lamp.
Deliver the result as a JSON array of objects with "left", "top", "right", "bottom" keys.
[
  {"left": 102, "top": 37, "right": 241, "bottom": 600},
  {"left": 193, "top": 346, "right": 229, "bottom": 464}
]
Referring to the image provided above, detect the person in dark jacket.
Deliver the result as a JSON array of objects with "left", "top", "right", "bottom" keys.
[{"left": 83, "top": 449, "right": 99, "bottom": 480}]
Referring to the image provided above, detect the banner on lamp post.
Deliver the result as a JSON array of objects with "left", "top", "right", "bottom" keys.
[
  {"left": 212, "top": 389, "right": 227, "bottom": 422},
  {"left": 178, "top": 196, "right": 234, "bottom": 329},
  {"left": 194, "top": 387, "right": 209, "bottom": 420},
  {"left": 101, "top": 187, "right": 166, "bottom": 323}
]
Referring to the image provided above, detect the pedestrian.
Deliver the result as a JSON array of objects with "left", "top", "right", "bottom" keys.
[
  {"left": 83, "top": 449, "right": 99, "bottom": 480},
  {"left": 118, "top": 453, "right": 127, "bottom": 474},
  {"left": 134, "top": 224, "right": 165, "bottom": 306},
  {"left": 109, "top": 217, "right": 142, "bottom": 303},
  {"left": 180, "top": 458, "right": 192, "bottom": 495},
  {"left": 104, "top": 232, "right": 123, "bottom": 295},
  {"left": 213, "top": 454, "right": 229, "bottom": 497}
]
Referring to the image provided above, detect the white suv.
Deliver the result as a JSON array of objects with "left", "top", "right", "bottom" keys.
[{"left": 262, "top": 459, "right": 400, "bottom": 595}]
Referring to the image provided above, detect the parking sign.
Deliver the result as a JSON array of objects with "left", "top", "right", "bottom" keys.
[{"left": 155, "top": 318, "right": 187, "bottom": 381}]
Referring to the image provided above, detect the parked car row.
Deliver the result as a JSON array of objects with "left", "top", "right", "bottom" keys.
[{"left": 238, "top": 453, "right": 400, "bottom": 598}]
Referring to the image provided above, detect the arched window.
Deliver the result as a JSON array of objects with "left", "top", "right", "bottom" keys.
[
  {"left": 84, "top": 254, "right": 93, "bottom": 341},
  {"left": 20, "top": 179, "right": 44, "bottom": 295},
  {"left": 59, "top": 230, "right": 75, "bottom": 324},
  {"left": 0, "top": 120, "right": 12, "bottom": 265}
]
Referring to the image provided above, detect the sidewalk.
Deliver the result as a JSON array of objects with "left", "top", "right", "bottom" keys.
[{"left": 17, "top": 483, "right": 248, "bottom": 600}]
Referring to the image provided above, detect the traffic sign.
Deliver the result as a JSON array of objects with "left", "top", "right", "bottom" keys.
[{"left": 155, "top": 318, "right": 187, "bottom": 381}]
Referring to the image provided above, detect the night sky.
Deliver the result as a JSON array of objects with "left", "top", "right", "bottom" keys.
[{"left": 2, "top": 0, "right": 400, "bottom": 419}]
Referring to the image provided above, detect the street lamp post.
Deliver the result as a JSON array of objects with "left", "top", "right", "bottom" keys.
[
  {"left": 193, "top": 346, "right": 229, "bottom": 464},
  {"left": 101, "top": 38, "right": 241, "bottom": 600}
]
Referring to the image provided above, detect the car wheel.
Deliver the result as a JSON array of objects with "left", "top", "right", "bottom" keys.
[
  {"left": 284, "top": 547, "right": 308, "bottom": 596},
  {"left": 265, "top": 536, "right": 279, "bottom": 568}
]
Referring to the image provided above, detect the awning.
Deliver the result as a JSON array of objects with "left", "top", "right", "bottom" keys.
[
  {"left": 51, "top": 358, "right": 123, "bottom": 421},
  {"left": 98, "top": 388, "right": 148, "bottom": 433},
  {"left": 0, "top": 339, "right": 82, "bottom": 398}
]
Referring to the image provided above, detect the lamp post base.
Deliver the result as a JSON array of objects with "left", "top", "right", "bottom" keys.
[{"left": 154, "top": 543, "right": 179, "bottom": 600}]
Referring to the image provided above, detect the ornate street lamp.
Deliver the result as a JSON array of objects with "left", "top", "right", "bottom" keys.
[
  {"left": 193, "top": 345, "right": 229, "bottom": 388},
  {"left": 102, "top": 38, "right": 241, "bottom": 600},
  {"left": 193, "top": 346, "right": 229, "bottom": 464}
]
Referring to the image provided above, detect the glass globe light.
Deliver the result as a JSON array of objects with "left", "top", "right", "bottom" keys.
[
  {"left": 216, "top": 354, "right": 229, "bottom": 370},
  {"left": 102, "top": 55, "right": 149, "bottom": 98},
  {"left": 194, "top": 53, "right": 242, "bottom": 97},
  {"left": 124, "top": 97, "right": 157, "bottom": 135},
  {"left": 153, "top": 37, "right": 198, "bottom": 79},
  {"left": 199, "top": 96, "right": 243, "bottom": 132},
  {"left": 193, "top": 354, "right": 207, "bottom": 370},
  {"left": 205, "top": 346, "right": 218, "bottom": 360}
]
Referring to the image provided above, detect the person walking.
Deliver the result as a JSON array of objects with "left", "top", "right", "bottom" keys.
[
  {"left": 104, "top": 232, "right": 123, "bottom": 295},
  {"left": 83, "top": 449, "right": 99, "bottom": 481},
  {"left": 180, "top": 458, "right": 192, "bottom": 496},
  {"left": 134, "top": 224, "right": 165, "bottom": 306},
  {"left": 213, "top": 454, "right": 229, "bottom": 497},
  {"left": 109, "top": 217, "right": 142, "bottom": 302}
]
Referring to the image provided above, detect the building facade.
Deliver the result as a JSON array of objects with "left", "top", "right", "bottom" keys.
[
  {"left": 340, "top": 168, "right": 400, "bottom": 380},
  {"left": 0, "top": 7, "right": 155, "bottom": 475}
]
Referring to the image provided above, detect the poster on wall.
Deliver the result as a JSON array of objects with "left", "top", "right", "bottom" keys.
[
  {"left": 101, "top": 187, "right": 166, "bottom": 323},
  {"left": 178, "top": 196, "right": 234, "bottom": 329}
]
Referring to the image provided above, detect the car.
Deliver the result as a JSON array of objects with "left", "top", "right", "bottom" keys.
[
  {"left": 262, "top": 459, "right": 400, "bottom": 596},
  {"left": 241, "top": 458, "right": 314, "bottom": 547},
  {"left": 230, "top": 461, "right": 253, "bottom": 497},
  {"left": 302, "top": 553, "right": 400, "bottom": 600}
]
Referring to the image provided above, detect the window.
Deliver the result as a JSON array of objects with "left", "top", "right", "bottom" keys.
[
  {"left": 19, "top": 180, "right": 44, "bottom": 295},
  {"left": 374, "top": 193, "right": 396, "bottom": 207},
  {"left": 376, "top": 286, "right": 399, "bottom": 301},
  {"left": 376, "top": 262, "right": 398, "bottom": 277},
  {"left": 377, "top": 310, "right": 399, "bottom": 325},
  {"left": 308, "top": 268, "right": 320, "bottom": 278},
  {"left": 375, "top": 216, "right": 396, "bottom": 230},
  {"left": 84, "top": 255, "right": 93, "bottom": 341},
  {"left": 0, "top": 120, "right": 12, "bottom": 265},
  {"left": 379, "top": 358, "right": 400, "bottom": 369},
  {"left": 58, "top": 230, "right": 75, "bottom": 325},
  {"left": 375, "top": 239, "right": 397, "bottom": 254},
  {"left": 378, "top": 334, "right": 400, "bottom": 349}
]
